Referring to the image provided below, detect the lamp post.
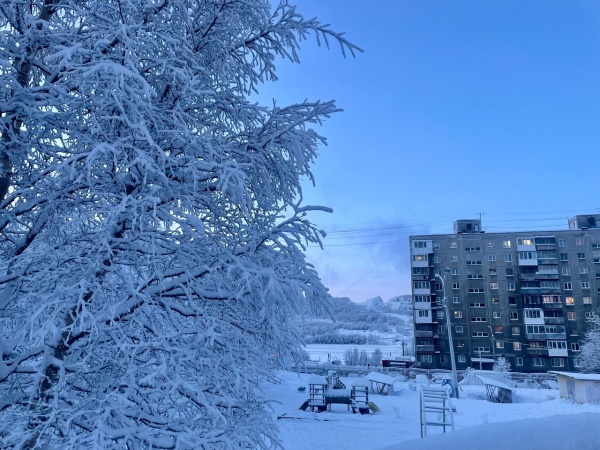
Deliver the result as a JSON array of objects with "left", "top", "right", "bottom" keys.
[
  {"left": 488, "top": 325, "right": 496, "bottom": 362},
  {"left": 435, "top": 269, "right": 459, "bottom": 398}
]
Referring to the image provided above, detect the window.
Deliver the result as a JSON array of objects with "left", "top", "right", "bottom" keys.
[
  {"left": 567, "top": 312, "right": 576, "bottom": 320},
  {"left": 585, "top": 312, "right": 596, "bottom": 320},
  {"left": 526, "top": 325, "right": 546, "bottom": 334},
  {"left": 437, "top": 310, "right": 445, "bottom": 319},
  {"left": 565, "top": 297, "right": 574, "bottom": 305},
  {"left": 440, "top": 355, "right": 446, "bottom": 363},
  {"left": 490, "top": 282, "right": 498, "bottom": 290},
  {"left": 515, "top": 357, "right": 524, "bottom": 366},
  {"left": 467, "top": 274, "right": 483, "bottom": 279},
  {"left": 490, "top": 268, "right": 497, "bottom": 276},
  {"left": 506, "top": 268, "right": 514, "bottom": 277},
  {"left": 496, "top": 341, "right": 504, "bottom": 349},
  {"left": 458, "top": 355, "right": 466, "bottom": 363},
  {"left": 418, "top": 310, "right": 430, "bottom": 318},
  {"left": 576, "top": 238, "right": 584, "bottom": 245},
  {"left": 414, "top": 241, "right": 429, "bottom": 248},
  {"left": 494, "top": 326, "right": 503, "bottom": 333},
  {"left": 455, "top": 326, "right": 464, "bottom": 333},
  {"left": 564, "top": 282, "right": 572, "bottom": 290},
  {"left": 551, "top": 358, "right": 564, "bottom": 367},
  {"left": 450, "top": 242, "right": 457, "bottom": 249},
  {"left": 470, "top": 317, "right": 487, "bottom": 322},
  {"left": 419, "top": 354, "right": 433, "bottom": 363},
  {"left": 454, "top": 311, "right": 462, "bottom": 318},
  {"left": 491, "top": 296, "right": 499, "bottom": 303},
  {"left": 508, "top": 282, "right": 516, "bottom": 291},
  {"left": 558, "top": 239, "right": 566, "bottom": 247},
  {"left": 433, "top": 242, "right": 440, "bottom": 250},
  {"left": 469, "top": 302, "right": 486, "bottom": 308},
  {"left": 435, "top": 282, "right": 443, "bottom": 291},
  {"left": 578, "top": 252, "right": 586, "bottom": 260},
  {"left": 457, "top": 340, "right": 465, "bottom": 347},
  {"left": 513, "top": 342, "right": 522, "bottom": 350},
  {"left": 505, "top": 255, "right": 513, "bottom": 262},
  {"left": 452, "top": 282, "right": 460, "bottom": 289},
  {"left": 451, "top": 268, "right": 459, "bottom": 275},
  {"left": 450, "top": 255, "right": 458, "bottom": 261},
  {"left": 433, "top": 255, "right": 441, "bottom": 263},
  {"left": 582, "top": 282, "right": 590, "bottom": 289},
  {"left": 413, "top": 255, "right": 428, "bottom": 262},
  {"left": 489, "top": 255, "right": 496, "bottom": 262},
  {"left": 453, "top": 296, "right": 461, "bottom": 303},
  {"left": 488, "top": 241, "right": 495, "bottom": 248},
  {"left": 525, "top": 310, "right": 542, "bottom": 318},
  {"left": 493, "top": 312, "right": 501, "bottom": 319},
  {"left": 571, "top": 343, "right": 581, "bottom": 351},
  {"left": 414, "top": 295, "right": 431, "bottom": 303},
  {"left": 548, "top": 341, "right": 567, "bottom": 350},
  {"left": 414, "top": 281, "right": 431, "bottom": 290},
  {"left": 509, "top": 297, "right": 517, "bottom": 305},
  {"left": 468, "top": 288, "right": 485, "bottom": 293},
  {"left": 511, "top": 326, "right": 520, "bottom": 335},
  {"left": 533, "top": 358, "right": 544, "bottom": 367},
  {"left": 580, "top": 267, "right": 589, "bottom": 274},
  {"left": 510, "top": 311, "right": 519, "bottom": 320},
  {"left": 503, "top": 240, "right": 512, "bottom": 248},
  {"left": 465, "top": 246, "right": 481, "bottom": 252},
  {"left": 562, "top": 267, "right": 571, "bottom": 276},
  {"left": 560, "top": 253, "right": 568, "bottom": 262},
  {"left": 466, "top": 260, "right": 482, "bottom": 266},
  {"left": 518, "top": 238, "right": 533, "bottom": 246},
  {"left": 472, "top": 331, "right": 489, "bottom": 337},
  {"left": 583, "top": 297, "right": 592, "bottom": 304}
]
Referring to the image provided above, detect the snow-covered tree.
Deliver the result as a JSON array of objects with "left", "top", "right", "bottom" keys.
[
  {"left": 369, "top": 348, "right": 383, "bottom": 366},
  {"left": 344, "top": 348, "right": 360, "bottom": 366},
  {"left": 493, "top": 357, "right": 512, "bottom": 374},
  {"left": 0, "top": 1, "right": 359, "bottom": 448},
  {"left": 578, "top": 316, "right": 600, "bottom": 373}
]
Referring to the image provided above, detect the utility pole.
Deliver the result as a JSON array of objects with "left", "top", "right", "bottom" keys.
[
  {"left": 435, "top": 269, "right": 459, "bottom": 399},
  {"left": 488, "top": 326, "right": 496, "bottom": 362},
  {"left": 402, "top": 340, "right": 405, "bottom": 356}
]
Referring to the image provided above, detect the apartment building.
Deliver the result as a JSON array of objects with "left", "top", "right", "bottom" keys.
[{"left": 410, "top": 215, "right": 600, "bottom": 373}]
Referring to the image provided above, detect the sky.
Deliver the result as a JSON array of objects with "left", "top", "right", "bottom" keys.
[{"left": 259, "top": 1, "right": 600, "bottom": 303}]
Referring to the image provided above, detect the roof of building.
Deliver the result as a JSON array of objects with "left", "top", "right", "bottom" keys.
[{"left": 549, "top": 371, "right": 600, "bottom": 381}]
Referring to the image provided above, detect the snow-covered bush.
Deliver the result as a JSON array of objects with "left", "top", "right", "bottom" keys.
[
  {"left": 493, "top": 357, "right": 512, "bottom": 373},
  {"left": 0, "top": 1, "right": 359, "bottom": 448}
]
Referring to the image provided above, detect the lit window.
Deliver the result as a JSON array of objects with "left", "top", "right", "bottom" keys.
[
  {"left": 454, "top": 311, "right": 462, "bottom": 318},
  {"left": 503, "top": 240, "right": 512, "bottom": 248},
  {"left": 565, "top": 297, "right": 574, "bottom": 305},
  {"left": 513, "top": 342, "right": 522, "bottom": 350},
  {"left": 494, "top": 326, "right": 503, "bottom": 333},
  {"left": 583, "top": 297, "right": 592, "bottom": 304}
]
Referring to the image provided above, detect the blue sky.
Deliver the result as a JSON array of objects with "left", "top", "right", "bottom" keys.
[{"left": 259, "top": 1, "right": 600, "bottom": 302}]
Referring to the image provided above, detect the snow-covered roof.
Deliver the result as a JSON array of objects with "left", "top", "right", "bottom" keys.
[
  {"left": 366, "top": 372, "right": 395, "bottom": 385},
  {"left": 550, "top": 371, "right": 600, "bottom": 381},
  {"left": 477, "top": 375, "right": 513, "bottom": 391}
]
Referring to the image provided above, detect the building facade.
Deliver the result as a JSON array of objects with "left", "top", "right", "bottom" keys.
[{"left": 410, "top": 215, "right": 600, "bottom": 373}]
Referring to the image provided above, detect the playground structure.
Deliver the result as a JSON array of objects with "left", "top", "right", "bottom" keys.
[
  {"left": 419, "top": 386, "right": 455, "bottom": 437},
  {"left": 300, "top": 371, "right": 379, "bottom": 415}
]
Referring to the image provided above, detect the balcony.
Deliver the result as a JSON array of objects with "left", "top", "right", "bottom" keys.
[
  {"left": 548, "top": 348, "right": 569, "bottom": 357},
  {"left": 412, "top": 274, "right": 430, "bottom": 281},
  {"left": 544, "top": 317, "right": 565, "bottom": 325},
  {"left": 536, "top": 244, "right": 556, "bottom": 251},
  {"left": 415, "top": 330, "right": 434, "bottom": 338},
  {"left": 546, "top": 332, "right": 567, "bottom": 340},
  {"left": 541, "top": 302, "right": 563, "bottom": 310},
  {"left": 527, "top": 348, "right": 548, "bottom": 356},
  {"left": 519, "top": 274, "right": 537, "bottom": 282},
  {"left": 535, "top": 273, "right": 559, "bottom": 280},
  {"left": 416, "top": 345, "right": 435, "bottom": 353},
  {"left": 526, "top": 333, "right": 547, "bottom": 340}
]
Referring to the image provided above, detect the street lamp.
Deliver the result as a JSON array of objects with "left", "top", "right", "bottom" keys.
[
  {"left": 434, "top": 269, "right": 459, "bottom": 399},
  {"left": 488, "top": 325, "right": 496, "bottom": 362}
]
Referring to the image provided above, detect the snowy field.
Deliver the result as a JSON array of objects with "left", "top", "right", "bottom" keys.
[{"left": 265, "top": 370, "right": 600, "bottom": 449}]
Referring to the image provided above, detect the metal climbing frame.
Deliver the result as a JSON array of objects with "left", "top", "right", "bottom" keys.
[{"left": 419, "top": 386, "right": 455, "bottom": 438}]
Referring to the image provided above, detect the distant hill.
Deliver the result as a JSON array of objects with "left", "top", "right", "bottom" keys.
[{"left": 359, "top": 296, "right": 384, "bottom": 310}]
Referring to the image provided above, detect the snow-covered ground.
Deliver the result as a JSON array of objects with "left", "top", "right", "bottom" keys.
[
  {"left": 305, "top": 343, "right": 409, "bottom": 362},
  {"left": 265, "top": 370, "right": 600, "bottom": 449}
]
